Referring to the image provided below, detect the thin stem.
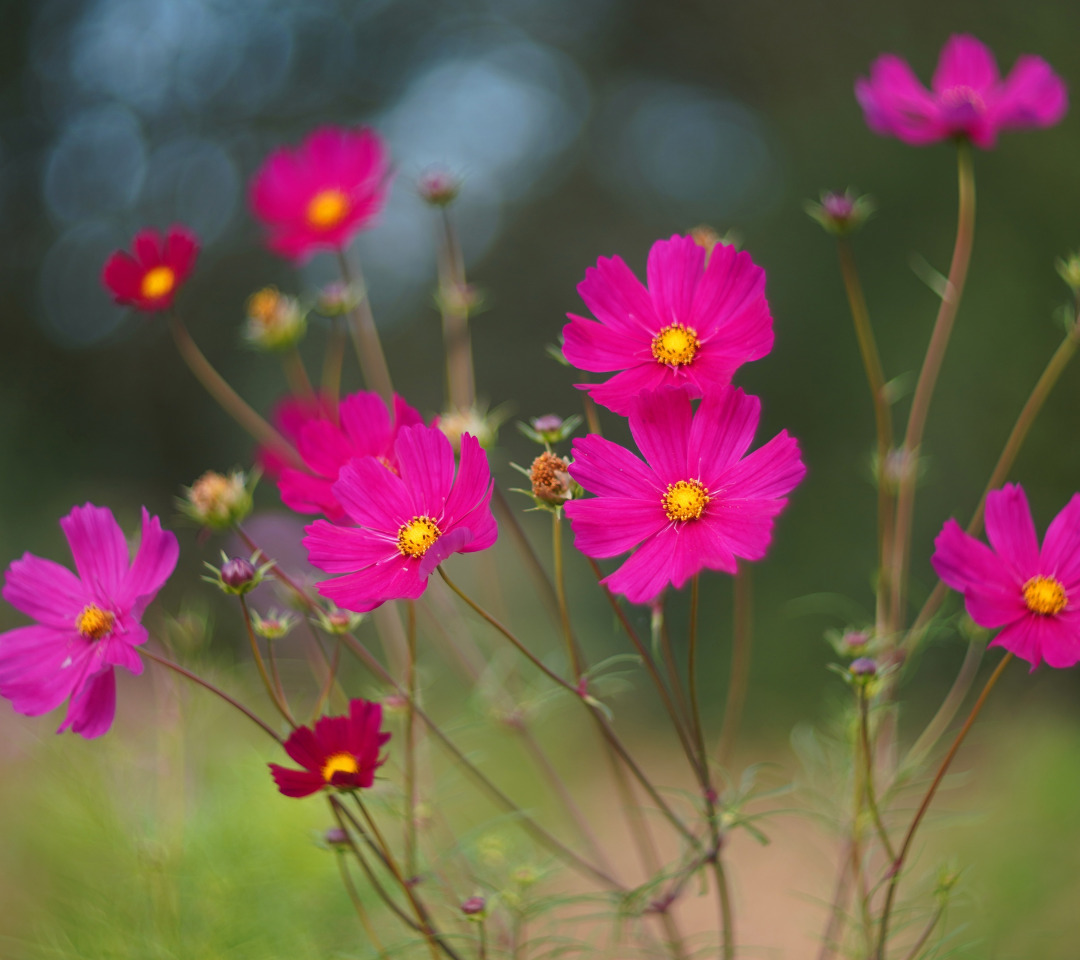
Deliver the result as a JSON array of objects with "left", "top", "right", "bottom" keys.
[
  {"left": 322, "top": 318, "right": 347, "bottom": 409},
  {"left": 905, "top": 320, "right": 1080, "bottom": 648},
  {"left": 890, "top": 143, "right": 976, "bottom": 632},
  {"left": 655, "top": 601, "right": 694, "bottom": 736},
  {"left": 837, "top": 238, "right": 895, "bottom": 636},
  {"left": 437, "top": 208, "right": 476, "bottom": 411},
  {"left": 239, "top": 596, "right": 296, "bottom": 727},
  {"left": 335, "top": 851, "right": 386, "bottom": 955},
  {"left": 686, "top": 575, "right": 710, "bottom": 789},
  {"left": 552, "top": 511, "right": 583, "bottom": 678},
  {"left": 716, "top": 564, "right": 753, "bottom": 770},
  {"left": 859, "top": 691, "right": 896, "bottom": 862},
  {"left": 874, "top": 652, "right": 1013, "bottom": 960},
  {"left": 405, "top": 600, "right": 419, "bottom": 880},
  {"left": 712, "top": 858, "right": 736, "bottom": 960},
  {"left": 815, "top": 839, "right": 855, "bottom": 960},
  {"left": 282, "top": 347, "right": 315, "bottom": 401},
  {"left": 169, "top": 315, "right": 300, "bottom": 465},
  {"left": 310, "top": 634, "right": 343, "bottom": 723},
  {"left": 338, "top": 252, "right": 394, "bottom": 402},
  {"left": 337, "top": 631, "right": 625, "bottom": 889},
  {"left": 438, "top": 565, "right": 699, "bottom": 845},
  {"left": 900, "top": 904, "right": 944, "bottom": 960},
  {"left": 143, "top": 648, "right": 282, "bottom": 742}
]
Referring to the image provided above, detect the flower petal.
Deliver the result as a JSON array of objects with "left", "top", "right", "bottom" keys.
[
  {"left": 565, "top": 498, "right": 667, "bottom": 559},
  {"left": 57, "top": 668, "right": 117, "bottom": 739},
  {"left": 304, "top": 521, "right": 398, "bottom": 574},
  {"left": 333, "top": 458, "right": 414, "bottom": 533},
  {"left": 562, "top": 315, "right": 650, "bottom": 372},
  {"left": 602, "top": 530, "right": 681, "bottom": 605},
  {"left": 932, "top": 34, "right": 1000, "bottom": 95},
  {"left": 646, "top": 235, "right": 704, "bottom": 327},
  {"left": 1040, "top": 493, "right": 1080, "bottom": 588},
  {"left": 993, "top": 55, "right": 1068, "bottom": 130},
  {"left": 577, "top": 255, "right": 659, "bottom": 336},
  {"left": 123, "top": 508, "right": 178, "bottom": 618},
  {"left": 984, "top": 484, "right": 1039, "bottom": 578},
  {"left": 60, "top": 504, "right": 131, "bottom": 605},
  {"left": 569, "top": 434, "right": 661, "bottom": 499},
  {"left": 3, "top": 554, "right": 88, "bottom": 628},
  {"left": 628, "top": 389, "right": 694, "bottom": 484},
  {"left": 688, "top": 387, "right": 761, "bottom": 485}
]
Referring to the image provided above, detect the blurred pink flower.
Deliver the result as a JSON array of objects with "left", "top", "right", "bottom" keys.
[
  {"left": 269, "top": 698, "right": 390, "bottom": 798},
  {"left": 0, "top": 505, "right": 178, "bottom": 738},
  {"left": 304, "top": 425, "right": 497, "bottom": 612},
  {"left": 856, "top": 34, "right": 1067, "bottom": 148},
  {"left": 933, "top": 484, "right": 1080, "bottom": 668},
  {"left": 565, "top": 387, "right": 804, "bottom": 605},
  {"left": 267, "top": 390, "right": 425, "bottom": 522},
  {"left": 102, "top": 225, "right": 199, "bottom": 312},
  {"left": 250, "top": 126, "right": 392, "bottom": 262},
  {"left": 562, "top": 235, "right": 773, "bottom": 416}
]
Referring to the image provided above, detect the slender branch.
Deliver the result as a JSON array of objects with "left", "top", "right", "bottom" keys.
[
  {"left": 169, "top": 314, "right": 300, "bottom": 465},
  {"left": 239, "top": 596, "right": 296, "bottom": 727},
  {"left": 142, "top": 648, "right": 281, "bottom": 742},
  {"left": 859, "top": 690, "right": 896, "bottom": 862},
  {"left": 815, "top": 839, "right": 855, "bottom": 960},
  {"left": 282, "top": 346, "right": 315, "bottom": 402},
  {"left": 322, "top": 317, "right": 347, "bottom": 409},
  {"left": 437, "top": 207, "right": 475, "bottom": 411},
  {"left": 552, "top": 512, "right": 582, "bottom": 678},
  {"left": 686, "top": 575, "right": 710, "bottom": 788},
  {"left": 873, "top": 652, "right": 1013, "bottom": 959},
  {"left": 405, "top": 600, "right": 419, "bottom": 880},
  {"left": 889, "top": 143, "right": 976, "bottom": 632},
  {"left": 335, "top": 850, "right": 387, "bottom": 955},
  {"left": 716, "top": 564, "right": 753, "bottom": 770},
  {"left": 338, "top": 252, "right": 394, "bottom": 402},
  {"left": 901, "top": 903, "right": 944, "bottom": 960}
]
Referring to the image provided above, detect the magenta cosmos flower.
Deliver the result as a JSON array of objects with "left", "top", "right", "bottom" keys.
[
  {"left": 304, "top": 424, "right": 497, "bottom": 612},
  {"left": 102, "top": 225, "right": 199, "bottom": 312},
  {"left": 267, "top": 390, "right": 425, "bottom": 521},
  {"left": 562, "top": 235, "right": 774, "bottom": 416},
  {"left": 856, "top": 34, "right": 1067, "bottom": 148},
  {"left": 565, "top": 387, "right": 805, "bottom": 604},
  {"left": 250, "top": 126, "right": 392, "bottom": 262},
  {"left": 269, "top": 698, "right": 389, "bottom": 798},
  {"left": 0, "top": 504, "right": 179, "bottom": 738},
  {"left": 932, "top": 484, "right": 1080, "bottom": 669}
]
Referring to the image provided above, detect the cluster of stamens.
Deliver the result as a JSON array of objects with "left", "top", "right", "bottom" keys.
[
  {"left": 76, "top": 604, "right": 115, "bottom": 641},
  {"left": 140, "top": 265, "right": 176, "bottom": 301},
  {"left": 397, "top": 516, "right": 442, "bottom": 557},
  {"left": 940, "top": 84, "right": 987, "bottom": 115},
  {"left": 1023, "top": 575, "right": 1068, "bottom": 616},
  {"left": 321, "top": 752, "right": 360, "bottom": 783},
  {"left": 662, "top": 480, "right": 710, "bottom": 522},
  {"left": 651, "top": 323, "right": 699, "bottom": 366},
  {"left": 307, "top": 189, "right": 351, "bottom": 229}
]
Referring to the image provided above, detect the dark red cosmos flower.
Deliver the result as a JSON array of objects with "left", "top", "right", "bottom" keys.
[
  {"left": 268, "top": 698, "right": 390, "bottom": 798},
  {"left": 102, "top": 225, "right": 199, "bottom": 312}
]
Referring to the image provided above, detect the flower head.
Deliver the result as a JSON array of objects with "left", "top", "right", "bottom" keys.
[
  {"left": 856, "top": 34, "right": 1067, "bottom": 149},
  {"left": 243, "top": 286, "right": 307, "bottom": 351},
  {"left": 932, "top": 484, "right": 1080, "bottom": 669},
  {"left": 562, "top": 235, "right": 774, "bottom": 416},
  {"left": 304, "top": 424, "right": 498, "bottom": 612},
  {"left": 269, "top": 698, "right": 390, "bottom": 798},
  {"left": 565, "top": 388, "right": 804, "bottom": 605},
  {"left": 102, "top": 226, "right": 199, "bottom": 312},
  {"left": 180, "top": 469, "right": 254, "bottom": 531},
  {"left": 265, "top": 390, "right": 425, "bottom": 521},
  {"left": 0, "top": 504, "right": 179, "bottom": 738},
  {"left": 250, "top": 126, "right": 392, "bottom": 262}
]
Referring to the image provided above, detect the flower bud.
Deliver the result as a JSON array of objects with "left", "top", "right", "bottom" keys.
[
  {"left": 461, "top": 896, "right": 486, "bottom": 917},
  {"left": 806, "top": 189, "right": 874, "bottom": 236},
  {"left": 530, "top": 452, "right": 572, "bottom": 506},
  {"left": 181, "top": 470, "right": 254, "bottom": 531},
  {"left": 417, "top": 166, "right": 462, "bottom": 207},
  {"left": 517, "top": 414, "right": 583, "bottom": 447},
  {"left": 251, "top": 608, "right": 297, "bottom": 640},
  {"left": 316, "top": 281, "right": 361, "bottom": 316},
  {"left": 849, "top": 657, "right": 877, "bottom": 677},
  {"left": 325, "top": 826, "right": 349, "bottom": 847},
  {"left": 222, "top": 557, "right": 256, "bottom": 590},
  {"left": 243, "top": 286, "right": 307, "bottom": 351},
  {"left": 438, "top": 404, "right": 507, "bottom": 452},
  {"left": 842, "top": 629, "right": 870, "bottom": 654},
  {"left": 313, "top": 606, "right": 364, "bottom": 636},
  {"left": 1056, "top": 251, "right": 1080, "bottom": 293}
]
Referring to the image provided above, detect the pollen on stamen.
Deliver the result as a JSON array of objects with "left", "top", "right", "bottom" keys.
[
  {"left": 76, "top": 604, "right": 115, "bottom": 641},
  {"left": 663, "top": 480, "right": 710, "bottom": 522},
  {"left": 321, "top": 751, "right": 360, "bottom": 783},
  {"left": 651, "top": 324, "right": 699, "bottom": 367},
  {"left": 1023, "top": 575, "right": 1068, "bottom": 616},
  {"left": 397, "top": 516, "right": 442, "bottom": 558},
  {"left": 307, "top": 189, "right": 351, "bottom": 230},
  {"left": 141, "top": 266, "right": 176, "bottom": 301}
]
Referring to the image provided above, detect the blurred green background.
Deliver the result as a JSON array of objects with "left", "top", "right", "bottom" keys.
[{"left": 2, "top": 0, "right": 1080, "bottom": 956}]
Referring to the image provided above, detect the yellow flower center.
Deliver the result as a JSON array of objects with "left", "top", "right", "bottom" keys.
[
  {"left": 321, "top": 752, "right": 360, "bottom": 783},
  {"left": 247, "top": 286, "right": 282, "bottom": 325},
  {"left": 141, "top": 266, "right": 176, "bottom": 301},
  {"left": 306, "top": 189, "right": 351, "bottom": 230},
  {"left": 397, "top": 516, "right": 442, "bottom": 557},
  {"left": 663, "top": 480, "right": 710, "bottom": 522},
  {"left": 76, "top": 604, "right": 115, "bottom": 641},
  {"left": 651, "top": 324, "right": 699, "bottom": 366},
  {"left": 1023, "top": 575, "right": 1067, "bottom": 616}
]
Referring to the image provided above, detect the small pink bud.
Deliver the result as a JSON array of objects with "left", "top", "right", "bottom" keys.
[
  {"left": 461, "top": 896, "right": 486, "bottom": 916},
  {"left": 221, "top": 557, "right": 256, "bottom": 589}
]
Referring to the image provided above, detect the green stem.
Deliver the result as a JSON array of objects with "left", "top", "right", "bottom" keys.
[
  {"left": 239, "top": 596, "right": 296, "bottom": 727},
  {"left": 322, "top": 317, "right": 346, "bottom": 409},
  {"left": 859, "top": 690, "right": 896, "bottom": 862},
  {"left": 405, "top": 600, "right": 419, "bottom": 880},
  {"left": 338, "top": 251, "right": 394, "bottom": 403},
  {"left": 437, "top": 208, "right": 476, "bottom": 411},
  {"left": 552, "top": 511, "right": 583, "bottom": 678},
  {"left": 890, "top": 142, "right": 976, "bottom": 632},
  {"left": 716, "top": 564, "right": 753, "bottom": 770},
  {"left": 686, "top": 575, "right": 710, "bottom": 787},
  {"left": 334, "top": 850, "right": 386, "bottom": 955},
  {"left": 873, "top": 652, "right": 1013, "bottom": 960},
  {"left": 283, "top": 346, "right": 315, "bottom": 401}
]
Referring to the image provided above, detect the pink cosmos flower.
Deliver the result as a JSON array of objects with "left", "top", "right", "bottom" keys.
[
  {"left": 565, "top": 387, "right": 805, "bottom": 605},
  {"left": 102, "top": 225, "right": 199, "bottom": 312},
  {"left": 0, "top": 504, "right": 179, "bottom": 738},
  {"left": 250, "top": 126, "right": 392, "bottom": 262},
  {"left": 304, "top": 424, "right": 497, "bottom": 612},
  {"left": 562, "top": 235, "right": 774, "bottom": 416},
  {"left": 932, "top": 484, "right": 1080, "bottom": 669},
  {"left": 269, "top": 698, "right": 390, "bottom": 798},
  {"left": 856, "top": 34, "right": 1067, "bottom": 149},
  {"left": 268, "top": 390, "right": 425, "bottom": 521}
]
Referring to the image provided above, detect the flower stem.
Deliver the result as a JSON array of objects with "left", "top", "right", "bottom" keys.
[
  {"left": 282, "top": 346, "right": 315, "bottom": 401},
  {"left": 552, "top": 511, "right": 584, "bottom": 678},
  {"left": 169, "top": 315, "right": 300, "bottom": 465},
  {"left": 142, "top": 648, "right": 281, "bottom": 742},
  {"left": 890, "top": 142, "right": 976, "bottom": 632},
  {"left": 873, "top": 651, "right": 1013, "bottom": 959},
  {"left": 337, "top": 251, "right": 394, "bottom": 403},
  {"left": 404, "top": 599, "right": 419, "bottom": 880},
  {"left": 837, "top": 238, "right": 894, "bottom": 635},
  {"left": 858, "top": 689, "right": 895, "bottom": 862},
  {"left": 437, "top": 208, "right": 476, "bottom": 411},
  {"left": 239, "top": 596, "right": 296, "bottom": 727},
  {"left": 716, "top": 564, "right": 753, "bottom": 770},
  {"left": 322, "top": 317, "right": 346, "bottom": 409},
  {"left": 686, "top": 576, "right": 709, "bottom": 785},
  {"left": 334, "top": 849, "right": 387, "bottom": 955}
]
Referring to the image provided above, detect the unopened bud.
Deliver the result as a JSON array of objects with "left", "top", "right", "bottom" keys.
[
  {"left": 251, "top": 608, "right": 297, "bottom": 640},
  {"left": 1056, "top": 251, "right": 1080, "bottom": 293},
  {"left": 530, "top": 452, "right": 572, "bottom": 506},
  {"left": 325, "top": 826, "right": 349, "bottom": 847},
  {"left": 314, "top": 607, "right": 364, "bottom": 636},
  {"left": 842, "top": 630, "right": 870, "bottom": 653},
  {"left": 439, "top": 405, "right": 506, "bottom": 452},
  {"left": 418, "top": 166, "right": 462, "bottom": 207},
  {"left": 181, "top": 470, "right": 254, "bottom": 531},
  {"left": 806, "top": 189, "right": 874, "bottom": 236},
  {"left": 518, "top": 413, "right": 582, "bottom": 447},
  {"left": 849, "top": 657, "right": 877, "bottom": 677},
  {"left": 317, "top": 281, "right": 361, "bottom": 316},
  {"left": 221, "top": 557, "right": 256, "bottom": 589},
  {"left": 244, "top": 286, "right": 307, "bottom": 351},
  {"left": 461, "top": 896, "right": 486, "bottom": 917}
]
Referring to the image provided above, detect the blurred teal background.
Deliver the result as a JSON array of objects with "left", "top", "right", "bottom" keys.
[{"left": 2, "top": 0, "right": 1080, "bottom": 955}]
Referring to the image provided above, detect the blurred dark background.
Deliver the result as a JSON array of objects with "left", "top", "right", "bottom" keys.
[{"left": 2, "top": 0, "right": 1080, "bottom": 955}]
